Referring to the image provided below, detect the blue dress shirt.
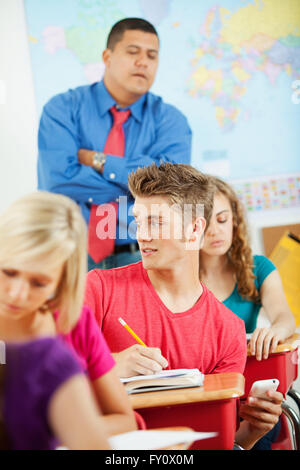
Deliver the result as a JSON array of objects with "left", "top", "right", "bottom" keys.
[{"left": 38, "top": 80, "right": 192, "bottom": 244}]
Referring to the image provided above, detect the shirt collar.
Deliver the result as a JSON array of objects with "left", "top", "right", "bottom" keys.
[{"left": 95, "top": 80, "right": 146, "bottom": 123}]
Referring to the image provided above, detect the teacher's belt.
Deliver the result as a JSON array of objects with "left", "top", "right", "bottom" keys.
[{"left": 113, "top": 242, "right": 139, "bottom": 255}]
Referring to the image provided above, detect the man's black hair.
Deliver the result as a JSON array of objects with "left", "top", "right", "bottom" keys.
[{"left": 106, "top": 18, "right": 159, "bottom": 50}]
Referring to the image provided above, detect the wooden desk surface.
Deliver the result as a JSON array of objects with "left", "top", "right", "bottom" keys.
[
  {"left": 247, "top": 333, "right": 299, "bottom": 356},
  {"left": 130, "top": 372, "right": 244, "bottom": 410}
]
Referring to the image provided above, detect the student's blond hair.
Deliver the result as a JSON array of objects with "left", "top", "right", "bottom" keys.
[{"left": 0, "top": 191, "right": 87, "bottom": 334}]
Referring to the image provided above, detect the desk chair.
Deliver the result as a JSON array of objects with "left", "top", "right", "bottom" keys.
[
  {"left": 287, "top": 388, "right": 300, "bottom": 416},
  {"left": 245, "top": 334, "right": 300, "bottom": 450},
  {"left": 134, "top": 411, "right": 146, "bottom": 430}
]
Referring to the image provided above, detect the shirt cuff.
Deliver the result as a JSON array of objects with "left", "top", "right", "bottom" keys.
[{"left": 102, "top": 155, "right": 128, "bottom": 186}]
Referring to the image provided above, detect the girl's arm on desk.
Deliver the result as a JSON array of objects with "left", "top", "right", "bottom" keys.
[{"left": 249, "top": 270, "right": 296, "bottom": 360}]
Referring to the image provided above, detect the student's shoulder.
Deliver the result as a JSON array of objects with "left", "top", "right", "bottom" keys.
[
  {"left": 72, "top": 304, "right": 96, "bottom": 331},
  {"left": 253, "top": 254, "right": 275, "bottom": 267},
  {"left": 203, "top": 285, "right": 245, "bottom": 328},
  {"left": 69, "top": 305, "right": 114, "bottom": 369},
  {"left": 8, "top": 336, "right": 61, "bottom": 356},
  {"left": 7, "top": 337, "right": 79, "bottom": 374},
  {"left": 252, "top": 254, "right": 276, "bottom": 280},
  {"left": 87, "top": 261, "right": 144, "bottom": 285}
]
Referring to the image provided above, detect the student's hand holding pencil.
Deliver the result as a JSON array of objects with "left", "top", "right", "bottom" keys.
[{"left": 112, "top": 345, "right": 168, "bottom": 379}]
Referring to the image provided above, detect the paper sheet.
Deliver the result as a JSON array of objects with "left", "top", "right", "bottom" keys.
[
  {"left": 109, "top": 430, "right": 217, "bottom": 450},
  {"left": 120, "top": 369, "right": 202, "bottom": 383}
]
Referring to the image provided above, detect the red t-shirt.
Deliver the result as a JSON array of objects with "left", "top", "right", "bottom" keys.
[{"left": 84, "top": 262, "right": 247, "bottom": 375}]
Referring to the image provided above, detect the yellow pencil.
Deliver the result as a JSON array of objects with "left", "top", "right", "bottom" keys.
[{"left": 118, "top": 317, "right": 147, "bottom": 347}]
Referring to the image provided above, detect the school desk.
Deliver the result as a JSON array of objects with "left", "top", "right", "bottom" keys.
[
  {"left": 245, "top": 333, "right": 299, "bottom": 396},
  {"left": 129, "top": 372, "right": 244, "bottom": 450},
  {"left": 245, "top": 333, "right": 300, "bottom": 449}
]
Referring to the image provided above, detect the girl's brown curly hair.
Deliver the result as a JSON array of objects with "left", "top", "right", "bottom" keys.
[{"left": 206, "top": 176, "right": 259, "bottom": 303}]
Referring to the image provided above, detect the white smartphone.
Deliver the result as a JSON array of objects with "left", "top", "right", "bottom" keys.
[{"left": 249, "top": 379, "right": 279, "bottom": 399}]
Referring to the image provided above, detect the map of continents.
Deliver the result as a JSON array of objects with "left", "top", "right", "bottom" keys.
[
  {"left": 25, "top": 0, "right": 300, "bottom": 184},
  {"left": 188, "top": 0, "right": 300, "bottom": 132}
]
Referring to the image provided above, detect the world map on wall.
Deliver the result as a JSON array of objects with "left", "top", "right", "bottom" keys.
[{"left": 25, "top": 0, "right": 300, "bottom": 210}]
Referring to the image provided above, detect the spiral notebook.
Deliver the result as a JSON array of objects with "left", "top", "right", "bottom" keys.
[{"left": 120, "top": 368, "right": 204, "bottom": 394}]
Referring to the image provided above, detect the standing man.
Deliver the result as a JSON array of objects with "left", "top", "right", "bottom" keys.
[{"left": 38, "top": 18, "right": 192, "bottom": 270}]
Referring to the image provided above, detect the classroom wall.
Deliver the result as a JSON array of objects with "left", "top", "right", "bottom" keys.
[
  {"left": 1, "top": 0, "right": 300, "bottom": 254},
  {"left": 247, "top": 208, "right": 300, "bottom": 255},
  {"left": 0, "top": 0, "right": 38, "bottom": 212}
]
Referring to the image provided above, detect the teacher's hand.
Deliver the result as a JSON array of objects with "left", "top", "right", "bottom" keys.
[{"left": 78, "top": 148, "right": 95, "bottom": 168}]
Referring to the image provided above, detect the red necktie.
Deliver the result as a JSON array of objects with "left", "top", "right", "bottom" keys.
[{"left": 88, "top": 106, "right": 131, "bottom": 263}]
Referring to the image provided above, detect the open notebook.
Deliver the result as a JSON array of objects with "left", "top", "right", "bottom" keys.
[{"left": 120, "top": 368, "right": 204, "bottom": 394}]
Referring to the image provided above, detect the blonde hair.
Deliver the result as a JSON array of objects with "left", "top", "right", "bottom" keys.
[
  {"left": 0, "top": 191, "right": 87, "bottom": 333},
  {"left": 205, "top": 176, "right": 259, "bottom": 303}
]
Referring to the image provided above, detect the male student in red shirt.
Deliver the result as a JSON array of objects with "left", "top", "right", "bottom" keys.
[{"left": 84, "top": 162, "right": 282, "bottom": 450}]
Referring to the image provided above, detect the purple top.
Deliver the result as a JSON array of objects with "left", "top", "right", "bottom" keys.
[{"left": 3, "top": 337, "right": 83, "bottom": 450}]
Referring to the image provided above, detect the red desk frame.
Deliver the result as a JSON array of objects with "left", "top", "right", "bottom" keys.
[
  {"left": 244, "top": 335, "right": 300, "bottom": 450},
  {"left": 129, "top": 372, "right": 244, "bottom": 450},
  {"left": 244, "top": 336, "right": 299, "bottom": 397}
]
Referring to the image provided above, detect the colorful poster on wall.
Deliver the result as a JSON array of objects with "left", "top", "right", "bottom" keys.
[{"left": 233, "top": 174, "right": 300, "bottom": 211}]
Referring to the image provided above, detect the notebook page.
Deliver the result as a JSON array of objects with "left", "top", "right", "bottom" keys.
[
  {"left": 109, "top": 430, "right": 217, "bottom": 450},
  {"left": 120, "top": 368, "right": 202, "bottom": 383}
]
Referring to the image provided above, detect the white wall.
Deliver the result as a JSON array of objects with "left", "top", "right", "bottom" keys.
[
  {"left": 0, "top": 0, "right": 38, "bottom": 212},
  {"left": 0, "top": 0, "right": 299, "bottom": 254},
  {"left": 248, "top": 208, "right": 300, "bottom": 255}
]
